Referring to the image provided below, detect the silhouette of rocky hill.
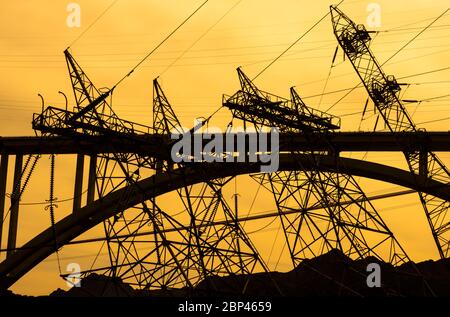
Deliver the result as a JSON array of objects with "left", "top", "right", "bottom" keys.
[{"left": 49, "top": 249, "right": 450, "bottom": 297}]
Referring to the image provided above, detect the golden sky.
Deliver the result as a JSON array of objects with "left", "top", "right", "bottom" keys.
[{"left": 1, "top": 0, "right": 450, "bottom": 295}]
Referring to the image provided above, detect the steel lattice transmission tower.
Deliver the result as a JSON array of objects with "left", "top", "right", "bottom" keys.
[
  {"left": 33, "top": 50, "right": 276, "bottom": 292},
  {"left": 223, "top": 68, "right": 409, "bottom": 265},
  {"left": 330, "top": 6, "right": 450, "bottom": 258}
]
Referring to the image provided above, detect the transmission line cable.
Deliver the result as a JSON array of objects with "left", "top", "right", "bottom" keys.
[
  {"left": 252, "top": 0, "right": 344, "bottom": 80},
  {"left": 324, "top": 7, "right": 450, "bottom": 113},
  {"left": 112, "top": 0, "right": 209, "bottom": 89},
  {"left": 68, "top": 0, "right": 120, "bottom": 48},
  {"left": 383, "top": 8, "right": 450, "bottom": 65},
  {"left": 159, "top": 0, "right": 242, "bottom": 76}
]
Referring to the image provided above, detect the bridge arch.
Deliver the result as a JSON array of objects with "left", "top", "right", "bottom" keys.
[{"left": 1, "top": 153, "right": 449, "bottom": 289}]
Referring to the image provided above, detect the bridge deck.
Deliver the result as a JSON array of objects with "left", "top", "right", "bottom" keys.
[{"left": 0, "top": 131, "right": 449, "bottom": 154}]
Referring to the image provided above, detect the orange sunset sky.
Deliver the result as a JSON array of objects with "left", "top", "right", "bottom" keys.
[{"left": 0, "top": 0, "right": 450, "bottom": 295}]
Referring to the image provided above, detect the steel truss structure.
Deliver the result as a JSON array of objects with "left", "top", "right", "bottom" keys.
[
  {"left": 224, "top": 68, "right": 408, "bottom": 266},
  {"left": 32, "top": 50, "right": 273, "bottom": 292},
  {"left": 331, "top": 6, "right": 450, "bottom": 258},
  {"left": 0, "top": 7, "right": 448, "bottom": 295}
]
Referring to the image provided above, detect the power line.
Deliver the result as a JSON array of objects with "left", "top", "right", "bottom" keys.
[
  {"left": 1, "top": 7, "right": 444, "bottom": 40},
  {"left": 246, "top": 216, "right": 278, "bottom": 235},
  {"left": 68, "top": 0, "right": 120, "bottom": 48},
  {"left": 63, "top": 188, "right": 418, "bottom": 246},
  {"left": 302, "top": 86, "right": 363, "bottom": 99},
  {"left": 382, "top": 7, "right": 450, "bottom": 65},
  {"left": 324, "top": 82, "right": 361, "bottom": 113},
  {"left": 417, "top": 116, "right": 450, "bottom": 125},
  {"left": 0, "top": 185, "right": 422, "bottom": 254},
  {"left": 303, "top": 65, "right": 450, "bottom": 103},
  {"left": 297, "top": 45, "right": 450, "bottom": 88},
  {"left": 406, "top": 93, "right": 450, "bottom": 103},
  {"left": 379, "top": 24, "right": 450, "bottom": 33},
  {"left": 399, "top": 65, "right": 450, "bottom": 79},
  {"left": 408, "top": 80, "right": 450, "bottom": 85},
  {"left": 19, "top": 188, "right": 89, "bottom": 206},
  {"left": 252, "top": 0, "right": 344, "bottom": 81},
  {"left": 5, "top": 27, "right": 450, "bottom": 58},
  {"left": 4, "top": 40, "right": 450, "bottom": 65},
  {"left": 324, "top": 9, "right": 450, "bottom": 113},
  {"left": 159, "top": 0, "right": 242, "bottom": 76},
  {"left": 112, "top": 0, "right": 209, "bottom": 89}
]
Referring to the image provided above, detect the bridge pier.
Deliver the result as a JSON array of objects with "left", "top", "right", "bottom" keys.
[
  {"left": 7, "top": 154, "right": 22, "bottom": 257},
  {"left": 73, "top": 154, "right": 84, "bottom": 213},
  {"left": 0, "top": 152, "right": 8, "bottom": 250}
]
